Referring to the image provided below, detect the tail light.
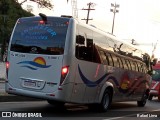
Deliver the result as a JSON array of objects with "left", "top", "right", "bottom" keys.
[
  {"left": 6, "top": 61, "right": 9, "bottom": 78},
  {"left": 39, "top": 20, "right": 45, "bottom": 24},
  {"left": 60, "top": 66, "right": 69, "bottom": 86}
]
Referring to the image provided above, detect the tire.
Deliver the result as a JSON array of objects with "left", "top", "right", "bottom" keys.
[
  {"left": 98, "top": 89, "right": 112, "bottom": 112},
  {"left": 148, "top": 95, "right": 153, "bottom": 100},
  {"left": 137, "top": 92, "right": 147, "bottom": 107},
  {"left": 158, "top": 95, "right": 160, "bottom": 101}
]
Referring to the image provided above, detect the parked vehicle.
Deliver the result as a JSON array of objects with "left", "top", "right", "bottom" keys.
[{"left": 149, "top": 62, "right": 160, "bottom": 100}]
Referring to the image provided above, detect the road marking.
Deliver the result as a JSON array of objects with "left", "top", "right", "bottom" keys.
[{"left": 103, "top": 109, "right": 160, "bottom": 120}]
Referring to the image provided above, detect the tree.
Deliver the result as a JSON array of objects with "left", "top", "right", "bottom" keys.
[
  {"left": 0, "top": 0, "right": 34, "bottom": 61},
  {"left": 0, "top": 0, "right": 53, "bottom": 61},
  {"left": 16, "top": 0, "right": 53, "bottom": 10}
]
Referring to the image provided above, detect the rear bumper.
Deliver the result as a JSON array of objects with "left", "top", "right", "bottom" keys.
[{"left": 5, "top": 83, "right": 69, "bottom": 102}]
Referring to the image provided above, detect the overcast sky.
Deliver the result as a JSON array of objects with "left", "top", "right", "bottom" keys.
[{"left": 21, "top": 0, "right": 160, "bottom": 58}]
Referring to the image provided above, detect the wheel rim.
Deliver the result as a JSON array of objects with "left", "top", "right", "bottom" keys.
[{"left": 103, "top": 93, "right": 110, "bottom": 109}]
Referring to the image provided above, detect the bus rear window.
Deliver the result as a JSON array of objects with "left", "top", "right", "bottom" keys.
[{"left": 10, "top": 17, "right": 69, "bottom": 55}]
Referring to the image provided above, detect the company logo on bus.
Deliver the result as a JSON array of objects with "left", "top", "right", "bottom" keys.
[{"left": 17, "top": 57, "right": 51, "bottom": 70}]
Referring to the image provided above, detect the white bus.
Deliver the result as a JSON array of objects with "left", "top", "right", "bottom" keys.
[{"left": 6, "top": 13, "right": 153, "bottom": 112}]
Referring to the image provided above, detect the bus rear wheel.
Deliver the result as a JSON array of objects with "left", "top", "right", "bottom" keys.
[
  {"left": 137, "top": 92, "right": 147, "bottom": 107},
  {"left": 98, "top": 89, "right": 112, "bottom": 112},
  {"left": 158, "top": 95, "right": 160, "bottom": 101},
  {"left": 148, "top": 95, "right": 153, "bottom": 100}
]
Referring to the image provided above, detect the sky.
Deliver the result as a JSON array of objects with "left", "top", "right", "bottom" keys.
[{"left": 20, "top": 0, "right": 160, "bottom": 58}]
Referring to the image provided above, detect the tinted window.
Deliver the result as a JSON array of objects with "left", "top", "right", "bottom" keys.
[
  {"left": 75, "top": 25, "right": 101, "bottom": 63},
  {"left": 152, "top": 69, "right": 160, "bottom": 81},
  {"left": 10, "top": 17, "right": 69, "bottom": 55}
]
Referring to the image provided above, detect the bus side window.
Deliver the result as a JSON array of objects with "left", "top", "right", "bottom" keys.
[
  {"left": 121, "top": 58, "right": 128, "bottom": 69},
  {"left": 116, "top": 56, "right": 121, "bottom": 68},
  {"left": 126, "top": 59, "right": 132, "bottom": 70},
  {"left": 86, "top": 38, "right": 94, "bottom": 61},
  {"left": 143, "top": 64, "right": 147, "bottom": 73},
  {"left": 119, "top": 57, "right": 124, "bottom": 68},
  {"left": 139, "top": 63, "right": 143, "bottom": 72},
  {"left": 137, "top": 63, "right": 142, "bottom": 72},
  {"left": 92, "top": 45, "right": 101, "bottom": 63},
  {"left": 110, "top": 54, "right": 117, "bottom": 67},
  {"left": 131, "top": 61, "right": 135, "bottom": 71},
  {"left": 75, "top": 35, "right": 86, "bottom": 60},
  {"left": 135, "top": 62, "right": 140, "bottom": 72},
  {"left": 105, "top": 52, "right": 114, "bottom": 66},
  {"left": 100, "top": 50, "right": 109, "bottom": 65},
  {"left": 142, "top": 64, "right": 146, "bottom": 73}
]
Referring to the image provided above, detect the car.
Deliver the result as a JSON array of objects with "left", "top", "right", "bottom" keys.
[{"left": 148, "top": 62, "right": 160, "bottom": 100}]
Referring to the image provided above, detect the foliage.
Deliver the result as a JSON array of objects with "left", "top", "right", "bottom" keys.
[
  {"left": 0, "top": 0, "right": 34, "bottom": 59},
  {"left": 0, "top": 0, "right": 53, "bottom": 60},
  {"left": 0, "top": 0, "right": 34, "bottom": 43}
]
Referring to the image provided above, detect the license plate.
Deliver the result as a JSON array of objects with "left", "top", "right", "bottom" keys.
[{"left": 24, "top": 80, "right": 36, "bottom": 87}]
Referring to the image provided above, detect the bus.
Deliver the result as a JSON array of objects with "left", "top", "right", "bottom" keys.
[
  {"left": 6, "top": 13, "right": 153, "bottom": 112},
  {"left": 148, "top": 62, "right": 160, "bottom": 100}
]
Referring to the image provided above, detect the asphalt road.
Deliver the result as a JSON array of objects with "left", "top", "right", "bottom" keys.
[{"left": 0, "top": 99, "right": 159, "bottom": 120}]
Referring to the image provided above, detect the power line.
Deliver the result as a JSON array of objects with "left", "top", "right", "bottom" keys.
[{"left": 81, "top": 2, "right": 95, "bottom": 24}]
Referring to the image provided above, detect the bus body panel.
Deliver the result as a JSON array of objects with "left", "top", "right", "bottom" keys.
[{"left": 7, "top": 51, "right": 63, "bottom": 93}]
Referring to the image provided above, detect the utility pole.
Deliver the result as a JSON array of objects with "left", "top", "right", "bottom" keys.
[
  {"left": 67, "top": 0, "right": 78, "bottom": 18},
  {"left": 151, "top": 40, "right": 158, "bottom": 59},
  {"left": 110, "top": 2, "right": 119, "bottom": 35},
  {"left": 71, "top": 0, "right": 78, "bottom": 18},
  {"left": 81, "top": 2, "right": 95, "bottom": 24}
]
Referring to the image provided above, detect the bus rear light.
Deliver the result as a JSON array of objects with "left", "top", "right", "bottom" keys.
[
  {"left": 62, "top": 66, "right": 69, "bottom": 75},
  {"left": 60, "top": 66, "right": 69, "bottom": 86},
  {"left": 39, "top": 20, "right": 45, "bottom": 24},
  {"left": 65, "top": 21, "right": 69, "bottom": 25},
  {"left": 6, "top": 61, "right": 9, "bottom": 69},
  {"left": 6, "top": 61, "right": 9, "bottom": 78},
  {"left": 58, "top": 86, "right": 63, "bottom": 90}
]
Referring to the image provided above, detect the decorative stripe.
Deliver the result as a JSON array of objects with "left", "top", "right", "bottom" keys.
[
  {"left": 17, "top": 61, "right": 51, "bottom": 68},
  {"left": 78, "top": 64, "right": 147, "bottom": 97},
  {"left": 20, "top": 66, "right": 38, "bottom": 70},
  {"left": 78, "top": 64, "right": 111, "bottom": 87}
]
